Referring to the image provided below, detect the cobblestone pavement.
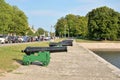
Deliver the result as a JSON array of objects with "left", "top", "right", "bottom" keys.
[{"left": 0, "top": 43, "right": 120, "bottom": 80}]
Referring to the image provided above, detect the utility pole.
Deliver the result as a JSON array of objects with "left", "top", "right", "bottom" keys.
[
  {"left": 51, "top": 25, "right": 52, "bottom": 37},
  {"left": 54, "top": 25, "right": 56, "bottom": 37}
]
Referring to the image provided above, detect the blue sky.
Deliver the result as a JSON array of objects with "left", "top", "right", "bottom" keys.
[{"left": 5, "top": 0, "right": 120, "bottom": 32}]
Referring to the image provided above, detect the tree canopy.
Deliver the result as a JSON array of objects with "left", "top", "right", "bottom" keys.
[
  {"left": 0, "top": 0, "right": 29, "bottom": 35},
  {"left": 55, "top": 6, "right": 120, "bottom": 41},
  {"left": 55, "top": 14, "right": 88, "bottom": 38},
  {"left": 35, "top": 27, "right": 45, "bottom": 36},
  {"left": 87, "top": 6, "right": 120, "bottom": 40}
]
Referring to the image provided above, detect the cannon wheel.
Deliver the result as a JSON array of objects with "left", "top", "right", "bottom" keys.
[
  {"left": 42, "top": 61, "right": 49, "bottom": 66},
  {"left": 23, "top": 61, "right": 30, "bottom": 65}
]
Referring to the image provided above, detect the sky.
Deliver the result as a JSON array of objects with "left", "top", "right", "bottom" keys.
[{"left": 5, "top": 0, "right": 120, "bottom": 32}]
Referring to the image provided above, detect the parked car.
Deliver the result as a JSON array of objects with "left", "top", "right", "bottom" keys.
[
  {"left": 23, "top": 36, "right": 29, "bottom": 42},
  {"left": 7, "top": 36, "right": 19, "bottom": 43},
  {"left": 44, "top": 37, "right": 51, "bottom": 41},
  {"left": 0, "top": 35, "right": 8, "bottom": 44},
  {"left": 18, "top": 36, "right": 23, "bottom": 43}
]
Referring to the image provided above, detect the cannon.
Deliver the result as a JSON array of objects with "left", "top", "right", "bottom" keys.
[
  {"left": 49, "top": 42, "right": 62, "bottom": 47},
  {"left": 61, "top": 40, "right": 73, "bottom": 46},
  {"left": 49, "top": 39, "right": 73, "bottom": 47},
  {"left": 22, "top": 46, "right": 67, "bottom": 66}
]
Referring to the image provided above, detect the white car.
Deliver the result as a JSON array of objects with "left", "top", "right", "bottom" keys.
[
  {"left": 18, "top": 36, "right": 24, "bottom": 42},
  {"left": 0, "top": 36, "right": 5, "bottom": 44}
]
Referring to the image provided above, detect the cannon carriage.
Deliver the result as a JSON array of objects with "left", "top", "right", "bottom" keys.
[{"left": 22, "top": 46, "right": 67, "bottom": 66}]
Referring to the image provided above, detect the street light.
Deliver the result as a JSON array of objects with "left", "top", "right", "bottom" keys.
[{"left": 50, "top": 25, "right": 52, "bottom": 38}]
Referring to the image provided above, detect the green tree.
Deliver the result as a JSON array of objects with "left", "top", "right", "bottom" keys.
[
  {"left": 55, "top": 14, "right": 88, "bottom": 38},
  {"left": 0, "top": 0, "right": 29, "bottom": 35},
  {"left": 44, "top": 31, "right": 49, "bottom": 37},
  {"left": 117, "top": 14, "right": 120, "bottom": 38},
  {"left": 9, "top": 6, "right": 28, "bottom": 35},
  {"left": 87, "top": 6, "right": 120, "bottom": 40},
  {"left": 0, "top": 0, "right": 12, "bottom": 34},
  {"left": 55, "top": 17, "right": 67, "bottom": 37},
  {"left": 35, "top": 27, "right": 45, "bottom": 36},
  {"left": 73, "top": 15, "right": 88, "bottom": 37},
  {"left": 65, "top": 14, "right": 77, "bottom": 37},
  {"left": 27, "top": 28, "right": 34, "bottom": 36}
]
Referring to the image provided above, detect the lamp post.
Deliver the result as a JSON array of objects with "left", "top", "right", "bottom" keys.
[{"left": 50, "top": 25, "right": 52, "bottom": 38}]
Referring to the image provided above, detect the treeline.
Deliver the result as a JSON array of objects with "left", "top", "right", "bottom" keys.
[
  {"left": 55, "top": 6, "right": 120, "bottom": 40},
  {"left": 0, "top": 0, "right": 30, "bottom": 35},
  {"left": 55, "top": 14, "right": 88, "bottom": 38},
  {"left": 0, "top": 0, "right": 53, "bottom": 37}
]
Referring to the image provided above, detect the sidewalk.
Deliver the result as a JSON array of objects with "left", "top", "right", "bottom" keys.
[{"left": 0, "top": 43, "right": 120, "bottom": 80}]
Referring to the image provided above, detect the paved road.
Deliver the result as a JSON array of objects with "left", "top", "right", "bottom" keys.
[
  {"left": 0, "top": 42, "right": 41, "bottom": 47},
  {"left": 0, "top": 43, "right": 120, "bottom": 80}
]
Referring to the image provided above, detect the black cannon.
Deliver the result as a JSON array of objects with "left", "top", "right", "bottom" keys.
[
  {"left": 22, "top": 46, "right": 67, "bottom": 55},
  {"left": 61, "top": 40, "right": 73, "bottom": 46},
  {"left": 49, "top": 39, "right": 73, "bottom": 47},
  {"left": 22, "top": 46, "right": 67, "bottom": 66},
  {"left": 49, "top": 42, "right": 62, "bottom": 47}
]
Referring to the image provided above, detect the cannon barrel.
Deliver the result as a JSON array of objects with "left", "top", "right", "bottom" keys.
[
  {"left": 62, "top": 40, "right": 73, "bottom": 43},
  {"left": 49, "top": 39, "right": 73, "bottom": 47},
  {"left": 49, "top": 42, "right": 60, "bottom": 47},
  {"left": 62, "top": 39, "right": 73, "bottom": 43},
  {"left": 60, "top": 39, "right": 73, "bottom": 46},
  {"left": 22, "top": 46, "right": 67, "bottom": 55}
]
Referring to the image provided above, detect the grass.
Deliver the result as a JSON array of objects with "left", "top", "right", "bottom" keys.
[
  {"left": 0, "top": 41, "right": 49, "bottom": 73},
  {"left": 0, "top": 38, "right": 63, "bottom": 74},
  {"left": 76, "top": 38, "right": 120, "bottom": 43},
  {"left": 76, "top": 39, "right": 100, "bottom": 42},
  {"left": 53, "top": 38, "right": 65, "bottom": 42}
]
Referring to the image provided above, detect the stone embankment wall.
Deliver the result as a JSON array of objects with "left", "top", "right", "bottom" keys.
[{"left": 79, "top": 43, "right": 120, "bottom": 51}]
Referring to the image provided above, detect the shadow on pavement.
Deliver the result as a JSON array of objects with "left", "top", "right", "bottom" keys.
[{"left": 13, "top": 59, "right": 23, "bottom": 65}]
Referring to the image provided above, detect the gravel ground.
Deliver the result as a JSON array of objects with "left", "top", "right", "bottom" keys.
[{"left": 0, "top": 42, "right": 120, "bottom": 80}]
